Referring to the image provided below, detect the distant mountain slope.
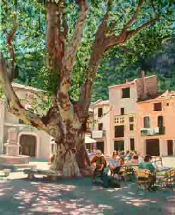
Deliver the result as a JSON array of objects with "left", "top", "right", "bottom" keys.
[{"left": 92, "top": 36, "right": 175, "bottom": 101}]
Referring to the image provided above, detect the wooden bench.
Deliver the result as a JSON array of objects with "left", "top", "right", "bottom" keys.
[{"left": 24, "top": 169, "right": 60, "bottom": 180}]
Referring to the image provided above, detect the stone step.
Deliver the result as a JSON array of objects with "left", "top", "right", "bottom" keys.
[
  {"left": 0, "top": 164, "right": 37, "bottom": 172},
  {"left": 24, "top": 169, "right": 58, "bottom": 176}
]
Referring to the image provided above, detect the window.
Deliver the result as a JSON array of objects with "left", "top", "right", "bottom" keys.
[
  {"left": 120, "top": 117, "right": 124, "bottom": 123},
  {"left": 167, "top": 140, "right": 173, "bottom": 156},
  {"left": 114, "top": 141, "right": 124, "bottom": 151},
  {"left": 130, "top": 138, "right": 135, "bottom": 151},
  {"left": 158, "top": 116, "right": 163, "bottom": 127},
  {"left": 121, "top": 108, "right": 124, "bottom": 115},
  {"left": 167, "top": 103, "right": 169, "bottom": 106},
  {"left": 144, "top": 116, "right": 150, "bottom": 128},
  {"left": 98, "top": 123, "right": 103, "bottom": 130},
  {"left": 129, "top": 124, "right": 134, "bottom": 131},
  {"left": 122, "top": 88, "right": 130, "bottom": 98},
  {"left": 129, "top": 117, "right": 134, "bottom": 123},
  {"left": 115, "top": 125, "right": 124, "bottom": 137},
  {"left": 154, "top": 103, "right": 162, "bottom": 111},
  {"left": 19, "top": 119, "right": 24, "bottom": 124},
  {"left": 98, "top": 108, "right": 103, "bottom": 117}
]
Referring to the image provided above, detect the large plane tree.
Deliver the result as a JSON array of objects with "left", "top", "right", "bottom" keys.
[{"left": 0, "top": 0, "right": 174, "bottom": 177}]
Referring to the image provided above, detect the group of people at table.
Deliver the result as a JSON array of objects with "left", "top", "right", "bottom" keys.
[{"left": 90, "top": 149, "right": 160, "bottom": 187}]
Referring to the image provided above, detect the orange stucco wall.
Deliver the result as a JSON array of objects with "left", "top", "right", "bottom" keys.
[
  {"left": 91, "top": 74, "right": 175, "bottom": 157},
  {"left": 137, "top": 97, "right": 175, "bottom": 156}
]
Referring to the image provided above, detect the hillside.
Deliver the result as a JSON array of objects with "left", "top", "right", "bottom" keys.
[{"left": 92, "top": 36, "right": 175, "bottom": 101}]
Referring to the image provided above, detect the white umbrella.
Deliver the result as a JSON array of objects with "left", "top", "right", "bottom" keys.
[{"left": 85, "top": 136, "right": 96, "bottom": 144}]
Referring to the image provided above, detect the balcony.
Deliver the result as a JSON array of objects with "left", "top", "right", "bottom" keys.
[
  {"left": 92, "top": 130, "right": 106, "bottom": 138},
  {"left": 141, "top": 127, "right": 165, "bottom": 136}
]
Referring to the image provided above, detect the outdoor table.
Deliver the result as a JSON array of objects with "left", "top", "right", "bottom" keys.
[
  {"left": 122, "top": 164, "right": 139, "bottom": 167},
  {"left": 120, "top": 164, "right": 139, "bottom": 182},
  {"left": 155, "top": 167, "right": 172, "bottom": 183},
  {"left": 121, "top": 164, "right": 139, "bottom": 173},
  {"left": 156, "top": 167, "right": 172, "bottom": 176},
  {"left": 155, "top": 167, "right": 175, "bottom": 189},
  {"left": 122, "top": 164, "right": 139, "bottom": 172}
]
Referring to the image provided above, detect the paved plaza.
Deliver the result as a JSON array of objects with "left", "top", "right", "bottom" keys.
[{"left": 0, "top": 157, "right": 174, "bottom": 215}]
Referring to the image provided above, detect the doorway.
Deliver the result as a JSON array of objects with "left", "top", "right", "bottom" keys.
[
  {"left": 96, "top": 141, "right": 104, "bottom": 154},
  {"left": 114, "top": 140, "right": 124, "bottom": 152},
  {"left": 146, "top": 139, "right": 160, "bottom": 156},
  {"left": 130, "top": 138, "right": 135, "bottom": 151},
  {"left": 19, "top": 134, "right": 37, "bottom": 157}
]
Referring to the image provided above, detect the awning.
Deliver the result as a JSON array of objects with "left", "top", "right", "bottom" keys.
[{"left": 85, "top": 136, "right": 96, "bottom": 144}]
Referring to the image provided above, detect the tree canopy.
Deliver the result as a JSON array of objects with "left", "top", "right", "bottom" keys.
[{"left": 0, "top": 0, "right": 175, "bottom": 176}]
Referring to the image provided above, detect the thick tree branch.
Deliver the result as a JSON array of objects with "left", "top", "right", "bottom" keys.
[
  {"left": 57, "top": 1, "right": 88, "bottom": 117},
  {"left": 0, "top": 53, "right": 60, "bottom": 137},
  {"left": 106, "top": 15, "right": 160, "bottom": 47},
  {"left": 78, "top": 1, "right": 113, "bottom": 114},
  {"left": 126, "top": 16, "right": 160, "bottom": 40},
  {"left": 7, "top": 14, "right": 17, "bottom": 82},
  {"left": 78, "top": 1, "right": 160, "bottom": 116},
  {"left": 46, "top": 2, "right": 63, "bottom": 71},
  {"left": 62, "top": 10, "right": 68, "bottom": 38},
  {"left": 121, "top": 0, "right": 144, "bottom": 33},
  {"left": 62, "top": 1, "right": 88, "bottom": 74}
]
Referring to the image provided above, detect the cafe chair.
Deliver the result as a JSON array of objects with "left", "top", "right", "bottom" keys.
[
  {"left": 151, "top": 156, "right": 163, "bottom": 167},
  {"left": 121, "top": 167, "right": 134, "bottom": 182},
  {"left": 157, "top": 169, "right": 175, "bottom": 191},
  {"left": 134, "top": 169, "right": 152, "bottom": 192}
]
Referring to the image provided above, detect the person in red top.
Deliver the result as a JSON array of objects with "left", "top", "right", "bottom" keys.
[{"left": 91, "top": 150, "right": 106, "bottom": 183}]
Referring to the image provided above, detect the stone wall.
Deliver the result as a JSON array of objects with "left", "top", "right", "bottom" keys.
[
  {"left": 145, "top": 76, "right": 158, "bottom": 97},
  {"left": 135, "top": 78, "right": 144, "bottom": 100},
  {"left": 136, "top": 75, "right": 157, "bottom": 100}
]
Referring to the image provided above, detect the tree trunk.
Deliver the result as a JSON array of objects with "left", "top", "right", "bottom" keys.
[{"left": 51, "top": 120, "right": 92, "bottom": 177}]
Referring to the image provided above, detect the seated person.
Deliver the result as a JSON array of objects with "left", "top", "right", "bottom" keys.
[
  {"left": 138, "top": 152, "right": 144, "bottom": 164},
  {"left": 91, "top": 150, "right": 106, "bottom": 183},
  {"left": 139, "top": 155, "right": 156, "bottom": 189},
  {"left": 125, "top": 150, "right": 133, "bottom": 161},
  {"left": 151, "top": 156, "right": 162, "bottom": 170},
  {"left": 108, "top": 151, "right": 119, "bottom": 174},
  {"left": 110, "top": 157, "right": 125, "bottom": 178},
  {"left": 48, "top": 154, "right": 55, "bottom": 165},
  {"left": 130, "top": 155, "right": 139, "bottom": 165}
]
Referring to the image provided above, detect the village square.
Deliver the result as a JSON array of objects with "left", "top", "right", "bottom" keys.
[{"left": 0, "top": 0, "right": 175, "bottom": 214}]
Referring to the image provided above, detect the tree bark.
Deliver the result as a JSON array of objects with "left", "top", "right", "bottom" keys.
[{"left": 50, "top": 114, "right": 92, "bottom": 177}]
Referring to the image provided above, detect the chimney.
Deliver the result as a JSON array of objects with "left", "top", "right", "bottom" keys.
[
  {"left": 142, "top": 70, "right": 145, "bottom": 79},
  {"left": 142, "top": 70, "right": 147, "bottom": 98}
]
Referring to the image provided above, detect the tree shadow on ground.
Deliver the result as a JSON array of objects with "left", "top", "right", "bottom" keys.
[{"left": 0, "top": 177, "right": 175, "bottom": 215}]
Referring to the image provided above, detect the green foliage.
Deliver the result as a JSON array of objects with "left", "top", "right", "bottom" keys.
[
  {"left": 0, "top": 88, "right": 4, "bottom": 99},
  {"left": 1, "top": 0, "right": 175, "bottom": 104},
  {"left": 35, "top": 66, "right": 59, "bottom": 95},
  {"left": 92, "top": 34, "right": 175, "bottom": 101}
]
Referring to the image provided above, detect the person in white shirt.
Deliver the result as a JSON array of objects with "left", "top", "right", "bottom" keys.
[
  {"left": 108, "top": 151, "right": 119, "bottom": 174},
  {"left": 138, "top": 152, "right": 144, "bottom": 164}
]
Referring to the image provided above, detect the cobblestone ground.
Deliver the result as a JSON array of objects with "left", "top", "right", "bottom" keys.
[{"left": 0, "top": 157, "right": 174, "bottom": 215}]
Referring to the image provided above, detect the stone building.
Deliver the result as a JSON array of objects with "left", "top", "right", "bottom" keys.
[
  {"left": 108, "top": 71, "right": 157, "bottom": 156},
  {"left": 90, "top": 100, "right": 111, "bottom": 155},
  {"left": 137, "top": 90, "right": 175, "bottom": 156},
  {"left": 90, "top": 72, "right": 175, "bottom": 157},
  {"left": 0, "top": 83, "right": 54, "bottom": 159}
]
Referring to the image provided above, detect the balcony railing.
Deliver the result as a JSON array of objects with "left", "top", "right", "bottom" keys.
[
  {"left": 141, "top": 127, "right": 165, "bottom": 136},
  {"left": 92, "top": 130, "right": 106, "bottom": 138}
]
